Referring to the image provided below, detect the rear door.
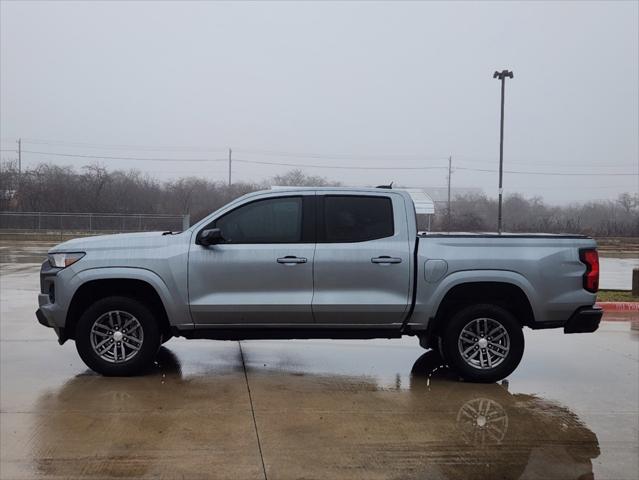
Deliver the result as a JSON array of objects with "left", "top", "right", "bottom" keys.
[
  {"left": 188, "top": 193, "right": 316, "bottom": 325},
  {"left": 312, "top": 192, "right": 412, "bottom": 325}
]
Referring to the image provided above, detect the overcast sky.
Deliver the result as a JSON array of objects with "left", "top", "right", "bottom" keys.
[{"left": 1, "top": 0, "right": 637, "bottom": 204}]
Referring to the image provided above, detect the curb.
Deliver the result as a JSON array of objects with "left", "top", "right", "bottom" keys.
[{"left": 596, "top": 302, "right": 639, "bottom": 312}]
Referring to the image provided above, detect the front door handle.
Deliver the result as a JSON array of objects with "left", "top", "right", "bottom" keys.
[
  {"left": 277, "top": 256, "right": 308, "bottom": 265},
  {"left": 371, "top": 256, "right": 402, "bottom": 264}
]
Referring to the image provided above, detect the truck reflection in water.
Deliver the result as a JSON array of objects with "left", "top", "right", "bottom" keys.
[
  {"left": 410, "top": 352, "right": 599, "bottom": 480},
  {"left": 31, "top": 348, "right": 599, "bottom": 479}
]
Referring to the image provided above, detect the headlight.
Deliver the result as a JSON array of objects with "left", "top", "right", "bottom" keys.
[{"left": 48, "top": 252, "right": 85, "bottom": 268}]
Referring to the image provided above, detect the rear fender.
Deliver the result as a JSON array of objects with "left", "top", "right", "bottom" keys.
[{"left": 411, "top": 269, "right": 540, "bottom": 329}]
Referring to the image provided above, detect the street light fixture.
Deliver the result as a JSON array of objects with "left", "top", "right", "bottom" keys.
[{"left": 493, "top": 69, "right": 513, "bottom": 234}]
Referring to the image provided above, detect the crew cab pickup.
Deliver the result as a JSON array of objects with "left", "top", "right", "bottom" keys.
[{"left": 36, "top": 187, "right": 602, "bottom": 381}]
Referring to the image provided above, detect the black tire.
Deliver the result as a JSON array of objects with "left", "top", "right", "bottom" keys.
[
  {"left": 440, "top": 303, "right": 524, "bottom": 383},
  {"left": 75, "top": 296, "right": 161, "bottom": 376},
  {"left": 417, "top": 334, "right": 448, "bottom": 365},
  {"left": 436, "top": 335, "right": 448, "bottom": 365}
]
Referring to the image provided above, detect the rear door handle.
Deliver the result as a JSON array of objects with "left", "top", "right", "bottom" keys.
[
  {"left": 371, "top": 256, "right": 402, "bottom": 264},
  {"left": 277, "top": 256, "right": 308, "bottom": 265}
]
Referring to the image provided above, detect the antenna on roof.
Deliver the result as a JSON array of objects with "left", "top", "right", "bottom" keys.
[{"left": 376, "top": 182, "right": 393, "bottom": 189}]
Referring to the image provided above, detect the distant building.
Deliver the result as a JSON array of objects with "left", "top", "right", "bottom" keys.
[
  {"left": 0, "top": 189, "right": 17, "bottom": 209},
  {"left": 401, "top": 188, "right": 435, "bottom": 231}
]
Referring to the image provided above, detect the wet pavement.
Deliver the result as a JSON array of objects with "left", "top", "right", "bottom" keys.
[
  {"left": 599, "top": 257, "right": 639, "bottom": 290},
  {"left": 1, "top": 262, "right": 638, "bottom": 479}
]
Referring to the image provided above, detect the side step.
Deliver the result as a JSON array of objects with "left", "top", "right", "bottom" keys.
[{"left": 175, "top": 327, "right": 403, "bottom": 341}]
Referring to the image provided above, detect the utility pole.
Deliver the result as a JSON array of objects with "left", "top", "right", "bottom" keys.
[
  {"left": 493, "top": 69, "right": 513, "bottom": 234},
  {"left": 447, "top": 155, "right": 452, "bottom": 232},
  {"left": 228, "top": 148, "right": 232, "bottom": 186},
  {"left": 17, "top": 138, "right": 21, "bottom": 176}
]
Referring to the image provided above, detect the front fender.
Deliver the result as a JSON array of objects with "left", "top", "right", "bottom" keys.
[{"left": 70, "top": 267, "right": 190, "bottom": 327}]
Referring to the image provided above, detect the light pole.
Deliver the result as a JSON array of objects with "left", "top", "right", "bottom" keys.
[{"left": 493, "top": 69, "right": 513, "bottom": 234}]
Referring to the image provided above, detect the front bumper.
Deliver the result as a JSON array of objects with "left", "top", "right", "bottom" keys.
[
  {"left": 36, "top": 307, "right": 68, "bottom": 344},
  {"left": 36, "top": 308, "right": 50, "bottom": 327},
  {"left": 563, "top": 306, "right": 603, "bottom": 334},
  {"left": 37, "top": 260, "right": 69, "bottom": 344}
]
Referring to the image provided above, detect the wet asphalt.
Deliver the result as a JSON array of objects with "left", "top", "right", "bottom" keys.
[{"left": 0, "top": 247, "right": 638, "bottom": 479}]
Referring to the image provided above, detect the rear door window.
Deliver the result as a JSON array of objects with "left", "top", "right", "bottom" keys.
[{"left": 323, "top": 196, "right": 394, "bottom": 242}]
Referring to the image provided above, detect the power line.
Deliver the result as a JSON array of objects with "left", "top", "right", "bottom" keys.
[
  {"left": 21, "top": 138, "right": 228, "bottom": 153},
  {"left": 233, "top": 148, "right": 448, "bottom": 161},
  {"left": 146, "top": 169, "right": 230, "bottom": 175},
  {"left": 16, "top": 148, "right": 639, "bottom": 176},
  {"left": 21, "top": 150, "right": 449, "bottom": 170},
  {"left": 21, "top": 138, "right": 452, "bottom": 161},
  {"left": 12, "top": 138, "right": 638, "bottom": 170},
  {"left": 21, "top": 139, "right": 447, "bottom": 160},
  {"left": 513, "top": 184, "right": 638, "bottom": 190},
  {"left": 454, "top": 157, "right": 637, "bottom": 168},
  {"left": 22, "top": 150, "right": 227, "bottom": 163},
  {"left": 233, "top": 158, "right": 447, "bottom": 170},
  {"left": 455, "top": 166, "right": 635, "bottom": 176},
  {"left": 234, "top": 158, "right": 635, "bottom": 175}
]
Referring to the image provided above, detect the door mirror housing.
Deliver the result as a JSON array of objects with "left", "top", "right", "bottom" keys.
[{"left": 197, "top": 228, "right": 224, "bottom": 246}]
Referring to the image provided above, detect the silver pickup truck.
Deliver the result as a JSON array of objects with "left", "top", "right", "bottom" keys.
[{"left": 37, "top": 187, "right": 602, "bottom": 382}]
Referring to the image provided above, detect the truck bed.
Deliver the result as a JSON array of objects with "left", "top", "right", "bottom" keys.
[{"left": 410, "top": 233, "right": 598, "bottom": 329}]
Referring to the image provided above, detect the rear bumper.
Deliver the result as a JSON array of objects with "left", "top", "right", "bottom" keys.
[{"left": 563, "top": 306, "right": 603, "bottom": 334}]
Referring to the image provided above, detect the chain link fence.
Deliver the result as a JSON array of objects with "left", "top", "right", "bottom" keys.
[{"left": 0, "top": 211, "right": 190, "bottom": 233}]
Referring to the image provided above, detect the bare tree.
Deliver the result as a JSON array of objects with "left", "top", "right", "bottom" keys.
[
  {"left": 617, "top": 192, "right": 638, "bottom": 214},
  {"left": 271, "top": 169, "right": 340, "bottom": 187},
  {"left": 2, "top": 161, "right": 637, "bottom": 236}
]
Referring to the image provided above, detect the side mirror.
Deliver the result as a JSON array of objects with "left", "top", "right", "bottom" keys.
[{"left": 197, "top": 228, "right": 224, "bottom": 246}]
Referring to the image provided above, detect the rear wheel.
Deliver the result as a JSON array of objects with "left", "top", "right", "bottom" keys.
[
  {"left": 441, "top": 304, "right": 524, "bottom": 383},
  {"left": 75, "top": 296, "right": 161, "bottom": 376}
]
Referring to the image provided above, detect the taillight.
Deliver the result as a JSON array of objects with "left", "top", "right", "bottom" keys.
[{"left": 579, "top": 248, "right": 599, "bottom": 293}]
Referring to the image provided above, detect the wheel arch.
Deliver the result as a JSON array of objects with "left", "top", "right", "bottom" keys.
[
  {"left": 429, "top": 280, "right": 536, "bottom": 338},
  {"left": 66, "top": 274, "right": 173, "bottom": 341}
]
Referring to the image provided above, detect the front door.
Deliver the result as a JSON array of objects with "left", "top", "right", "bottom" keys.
[{"left": 188, "top": 194, "right": 316, "bottom": 325}]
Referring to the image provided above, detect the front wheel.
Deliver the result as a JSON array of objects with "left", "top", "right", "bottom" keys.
[
  {"left": 75, "top": 296, "right": 161, "bottom": 376},
  {"left": 441, "top": 304, "right": 524, "bottom": 383}
]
